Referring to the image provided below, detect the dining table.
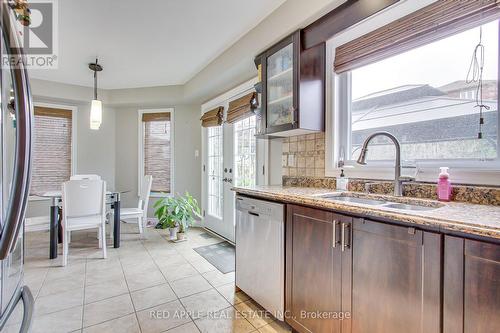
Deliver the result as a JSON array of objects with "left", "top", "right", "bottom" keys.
[{"left": 41, "top": 190, "right": 129, "bottom": 259}]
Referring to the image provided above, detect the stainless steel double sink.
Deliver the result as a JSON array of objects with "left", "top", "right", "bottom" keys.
[{"left": 315, "top": 193, "right": 443, "bottom": 211}]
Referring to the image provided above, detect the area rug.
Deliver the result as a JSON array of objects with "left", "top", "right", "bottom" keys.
[{"left": 193, "top": 242, "right": 235, "bottom": 274}]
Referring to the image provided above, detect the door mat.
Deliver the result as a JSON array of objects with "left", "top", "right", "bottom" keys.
[{"left": 194, "top": 242, "right": 235, "bottom": 274}]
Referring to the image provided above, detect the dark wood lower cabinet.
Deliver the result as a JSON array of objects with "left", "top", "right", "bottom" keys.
[
  {"left": 286, "top": 205, "right": 349, "bottom": 333},
  {"left": 444, "top": 236, "right": 500, "bottom": 333},
  {"left": 344, "top": 219, "right": 441, "bottom": 333},
  {"left": 285, "top": 204, "right": 500, "bottom": 333},
  {"left": 285, "top": 206, "right": 442, "bottom": 333}
]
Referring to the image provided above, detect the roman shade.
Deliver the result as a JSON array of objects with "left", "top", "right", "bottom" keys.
[
  {"left": 200, "top": 106, "right": 223, "bottom": 127},
  {"left": 142, "top": 112, "right": 171, "bottom": 122},
  {"left": 226, "top": 92, "right": 258, "bottom": 124},
  {"left": 31, "top": 107, "right": 72, "bottom": 195},
  {"left": 334, "top": 0, "right": 500, "bottom": 73},
  {"left": 142, "top": 112, "right": 171, "bottom": 193}
]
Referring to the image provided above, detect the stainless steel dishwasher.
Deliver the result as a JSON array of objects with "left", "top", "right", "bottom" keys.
[{"left": 235, "top": 195, "right": 285, "bottom": 320}]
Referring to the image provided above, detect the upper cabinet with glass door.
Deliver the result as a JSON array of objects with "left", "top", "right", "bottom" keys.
[
  {"left": 267, "top": 43, "right": 294, "bottom": 128},
  {"left": 255, "top": 30, "right": 325, "bottom": 137}
]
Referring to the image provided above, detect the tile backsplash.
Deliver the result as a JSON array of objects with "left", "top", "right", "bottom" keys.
[{"left": 282, "top": 133, "right": 325, "bottom": 178}]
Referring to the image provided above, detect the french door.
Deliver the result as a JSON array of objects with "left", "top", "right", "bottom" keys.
[{"left": 203, "top": 116, "right": 257, "bottom": 243}]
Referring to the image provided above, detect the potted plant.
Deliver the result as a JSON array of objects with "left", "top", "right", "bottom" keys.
[{"left": 153, "top": 192, "right": 201, "bottom": 241}]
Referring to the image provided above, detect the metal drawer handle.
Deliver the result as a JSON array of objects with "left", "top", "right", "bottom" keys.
[
  {"left": 341, "top": 223, "right": 350, "bottom": 252},
  {"left": 332, "top": 220, "right": 338, "bottom": 248}
]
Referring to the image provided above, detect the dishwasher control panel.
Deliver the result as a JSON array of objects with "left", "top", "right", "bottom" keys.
[{"left": 236, "top": 196, "right": 280, "bottom": 217}]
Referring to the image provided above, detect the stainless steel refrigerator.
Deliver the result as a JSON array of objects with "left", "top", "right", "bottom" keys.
[{"left": 0, "top": 1, "right": 34, "bottom": 332}]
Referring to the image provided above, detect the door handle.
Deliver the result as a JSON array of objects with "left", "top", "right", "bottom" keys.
[
  {"left": 341, "top": 223, "right": 350, "bottom": 252},
  {"left": 0, "top": 2, "right": 33, "bottom": 260},
  {"left": 332, "top": 220, "right": 339, "bottom": 248},
  {"left": 248, "top": 211, "right": 259, "bottom": 217}
]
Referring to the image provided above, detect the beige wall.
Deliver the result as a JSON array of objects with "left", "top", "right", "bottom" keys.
[
  {"left": 183, "top": 0, "right": 345, "bottom": 104},
  {"left": 114, "top": 105, "right": 201, "bottom": 217}
]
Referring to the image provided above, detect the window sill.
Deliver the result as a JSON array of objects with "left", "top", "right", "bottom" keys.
[
  {"left": 28, "top": 195, "right": 51, "bottom": 202},
  {"left": 326, "top": 165, "right": 500, "bottom": 186},
  {"left": 149, "top": 192, "right": 173, "bottom": 198}
]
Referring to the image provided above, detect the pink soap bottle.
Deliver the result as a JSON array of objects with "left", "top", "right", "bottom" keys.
[{"left": 437, "top": 167, "right": 452, "bottom": 202}]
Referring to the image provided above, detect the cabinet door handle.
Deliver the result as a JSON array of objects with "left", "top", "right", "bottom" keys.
[
  {"left": 332, "top": 220, "right": 338, "bottom": 248},
  {"left": 341, "top": 223, "right": 350, "bottom": 252}
]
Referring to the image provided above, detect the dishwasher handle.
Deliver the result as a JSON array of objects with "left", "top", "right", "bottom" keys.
[{"left": 248, "top": 211, "right": 260, "bottom": 217}]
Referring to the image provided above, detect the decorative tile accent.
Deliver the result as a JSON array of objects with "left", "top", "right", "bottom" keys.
[{"left": 282, "top": 133, "right": 325, "bottom": 179}]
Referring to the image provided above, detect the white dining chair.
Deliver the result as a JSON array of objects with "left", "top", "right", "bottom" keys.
[
  {"left": 112, "top": 175, "right": 153, "bottom": 235},
  {"left": 62, "top": 179, "right": 107, "bottom": 266},
  {"left": 70, "top": 174, "right": 101, "bottom": 180}
]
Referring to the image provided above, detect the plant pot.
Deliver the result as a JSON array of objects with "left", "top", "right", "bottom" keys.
[
  {"left": 168, "top": 227, "right": 178, "bottom": 240},
  {"left": 177, "top": 232, "right": 187, "bottom": 241}
]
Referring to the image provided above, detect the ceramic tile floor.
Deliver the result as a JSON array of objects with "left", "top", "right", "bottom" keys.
[{"left": 3, "top": 224, "right": 292, "bottom": 333}]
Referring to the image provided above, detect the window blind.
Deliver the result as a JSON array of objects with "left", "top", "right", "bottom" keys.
[
  {"left": 226, "top": 92, "right": 258, "bottom": 124},
  {"left": 143, "top": 112, "right": 171, "bottom": 193},
  {"left": 334, "top": 0, "right": 500, "bottom": 73},
  {"left": 30, "top": 107, "right": 72, "bottom": 195},
  {"left": 200, "top": 106, "right": 223, "bottom": 127}
]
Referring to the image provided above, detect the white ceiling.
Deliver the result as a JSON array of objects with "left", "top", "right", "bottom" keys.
[{"left": 28, "top": 0, "right": 286, "bottom": 89}]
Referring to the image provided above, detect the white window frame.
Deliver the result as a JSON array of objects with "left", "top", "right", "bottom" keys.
[
  {"left": 201, "top": 77, "right": 269, "bottom": 220},
  {"left": 29, "top": 102, "right": 77, "bottom": 201},
  {"left": 325, "top": 0, "right": 500, "bottom": 186},
  {"left": 138, "top": 108, "right": 175, "bottom": 198}
]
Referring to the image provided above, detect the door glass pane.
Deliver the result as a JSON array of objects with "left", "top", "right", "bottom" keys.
[
  {"left": 207, "top": 126, "right": 223, "bottom": 218},
  {"left": 234, "top": 116, "right": 256, "bottom": 187},
  {"left": 267, "top": 43, "right": 294, "bottom": 127}
]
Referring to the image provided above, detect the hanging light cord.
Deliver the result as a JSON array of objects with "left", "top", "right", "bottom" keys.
[
  {"left": 466, "top": 26, "right": 489, "bottom": 139},
  {"left": 94, "top": 58, "right": 98, "bottom": 100}
]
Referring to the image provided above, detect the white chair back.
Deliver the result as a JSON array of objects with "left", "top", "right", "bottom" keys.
[
  {"left": 138, "top": 175, "right": 153, "bottom": 217},
  {"left": 63, "top": 179, "right": 106, "bottom": 219},
  {"left": 70, "top": 174, "right": 101, "bottom": 180}
]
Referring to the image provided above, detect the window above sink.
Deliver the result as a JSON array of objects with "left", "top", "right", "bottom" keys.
[{"left": 325, "top": 0, "right": 500, "bottom": 186}]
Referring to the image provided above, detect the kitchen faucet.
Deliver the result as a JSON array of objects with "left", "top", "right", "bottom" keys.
[{"left": 356, "top": 132, "right": 414, "bottom": 196}]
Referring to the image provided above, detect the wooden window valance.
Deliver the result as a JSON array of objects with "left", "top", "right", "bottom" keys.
[
  {"left": 34, "top": 107, "right": 72, "bottom": 119},
  {"left": 226, "top": 92, "right": 259, "bottom": 124},
  {"left": 200, "top": 106, "right": 224, "bottom": 127},
  {"left": 142, "top": 112, "right": 171, "bottom": 122},
  {"left": 334, "top": 0, "right": 500, "bottom": 73}
]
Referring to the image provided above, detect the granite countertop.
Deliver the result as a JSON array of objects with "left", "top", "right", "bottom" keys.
[{"left": 232, "top": 185, "right": 500, "bottom": 240}]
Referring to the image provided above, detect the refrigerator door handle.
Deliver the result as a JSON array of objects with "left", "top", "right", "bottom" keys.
[
  {"left": 0, "top": 286, "right": 34, "bottom": 332},
  {"left": 0, "top": 1, "right": 33, "bottom": 259},
  {"left": 19, "top": 287, "right": 34, "bottom": 333}
]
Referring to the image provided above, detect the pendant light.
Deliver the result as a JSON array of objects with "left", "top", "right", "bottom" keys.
[{"left": 89, "top": 58, "right": 103, "bottom": 130}]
